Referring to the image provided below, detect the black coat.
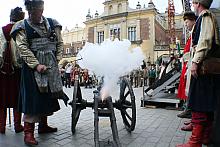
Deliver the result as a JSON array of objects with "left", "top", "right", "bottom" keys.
[
  {"left": 188, "top": 12, "right": 220, "bottom": 113},
  {"left": 18, "top": 62, "right": 60, "bottom": 115},
  {"left": 188, "top": 74, "right": 219, "bottom": 112}
]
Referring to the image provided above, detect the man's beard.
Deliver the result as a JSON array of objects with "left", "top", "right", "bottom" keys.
[{"left": 193, "top": 8, "right": 199, "bottom": 16}]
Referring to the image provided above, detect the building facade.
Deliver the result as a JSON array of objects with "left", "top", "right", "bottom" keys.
[
  {"left": 62, "top": 0, "right": 220, "bottom": 63},
  {"left": 62, "top": 24, "right": 86, "bottom": 57},
  {"left": 83, "top": 0, "right": 186, "bottom": 63}
]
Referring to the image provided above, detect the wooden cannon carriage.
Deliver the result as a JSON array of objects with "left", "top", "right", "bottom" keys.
[{"left": 69, "top": 75, "right": 136, "bottom": 147}]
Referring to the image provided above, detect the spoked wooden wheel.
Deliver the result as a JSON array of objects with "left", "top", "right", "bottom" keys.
[
  {"left": 71, "top": 79, "right": 82, "bottom": 134},
  {"left": 119, "top": 77, "right": 136, "bottom": 132}
]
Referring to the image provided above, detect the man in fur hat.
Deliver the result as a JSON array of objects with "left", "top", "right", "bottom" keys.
[
  {"left": 177, "top": 11, "right": 197, "bottom": 132},
  {"left": 176, "top": 0, "right": 220, "bottom": 146}
]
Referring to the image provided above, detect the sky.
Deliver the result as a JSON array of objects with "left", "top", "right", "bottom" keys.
[{"left": 0, "top": 0, "right": 219, "bottom": 29}]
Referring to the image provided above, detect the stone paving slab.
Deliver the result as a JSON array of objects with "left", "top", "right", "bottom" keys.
[{"left": 0, "top": 86, "right": 207, "bottom": 147}]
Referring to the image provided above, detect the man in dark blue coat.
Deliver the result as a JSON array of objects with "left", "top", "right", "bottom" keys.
[{"left": 176, "top": 0, "right": 220, "bottom": 146}]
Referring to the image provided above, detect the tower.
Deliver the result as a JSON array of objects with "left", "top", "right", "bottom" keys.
[
  {"left": 182, "top": 0, "right": 191, "bottom": 12},
  {"left": 148, "top": 0, "right": 155, "bottom": 8},
  {"left": 168, "top": 0, "right": 176, "bottom": 54}
]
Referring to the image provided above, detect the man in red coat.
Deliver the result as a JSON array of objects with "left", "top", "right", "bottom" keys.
[
  {"left": 177, "top": 11, "right": 197, "bottom": 131},
  {"left": 0, "top": 7, "right": 25, "bottom": 134}
]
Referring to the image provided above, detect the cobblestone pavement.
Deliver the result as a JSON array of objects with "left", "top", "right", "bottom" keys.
[{"left": 0, "top": 86, "right": 205, "bottom": 147}]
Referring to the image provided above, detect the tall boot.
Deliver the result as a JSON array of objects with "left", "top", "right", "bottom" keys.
[
  {"left": 176, "top": 123, "right": 203, "bottom": 147},
  {"left": 13, "top": 109, "right": 24, "bottom": 133},
  {"left": 38, "top": 116, "right": 57, "bottom": 134},
  {"left": 24, "top": 122, "right": 38, "bottom": 145},
  {"left": 0, "top": 108, "right": 7, "bottom": 134},
  {"left": 176, "top": 112, "right": 206, "bottom": 147},
  {"left": 202, "top": 120, "right": 213, "bottom": 145}
]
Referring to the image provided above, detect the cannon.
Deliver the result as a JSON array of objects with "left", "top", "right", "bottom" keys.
[
  {"left": 141, "top": 56, "right": 181, "bottom": 108},
  {"left": 70, "top": 75, "right": 136, "bottom": 147}
]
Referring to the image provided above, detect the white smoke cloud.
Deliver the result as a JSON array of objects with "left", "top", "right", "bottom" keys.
[{"left": 77, "top": 39, "right": 145, "bottom": 98}]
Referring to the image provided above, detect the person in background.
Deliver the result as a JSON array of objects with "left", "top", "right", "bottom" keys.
[
  {"left": 143, "top": 67, "right": 148, "bottom": 86},
  {"left": 148, "top": 64, "right": 156, "bottom": 86},
  {"left": 0, "top": 7, "right": 25, "bottom": 134},
  {"left": 59, "top": 66, "right": 65, "bottom": 86},
  {"left": 65, "top": 63, "right": 73, "bottom": 88},
  {"left": 11, "top": 0, "right": 69, "bottom": 145},
  {"left": 177, "top": 11, "right": 197, "bottom": 132},
  {"left": 83, "top": 69, "right": 89, "bottom": 88},
  {"left": 176, "top": 0, "right": 220, "bottom": 146},
  {"left": 139, "top": 68, "right": 144, "bottom": 87},
  {"left": 71, "top": 66, "right": 80, "bottom": 83},
  {"left": 129, "top": 70, "right": 134, "bottom": 86},
  {"left": 134, "top": 69, "right": 139, "bottom": 88}
]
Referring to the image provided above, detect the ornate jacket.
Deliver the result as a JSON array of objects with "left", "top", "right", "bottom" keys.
[
  {"left": 11, "top": 17, "right": 63, "bottom": 69},
  {"left": 192, "top": 10, "right": 220, "bottom": 64},
  {"left": 11, "top": 17, "right": 64, "bottom": 94}
]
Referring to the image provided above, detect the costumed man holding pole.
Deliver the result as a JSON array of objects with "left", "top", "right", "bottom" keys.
[
  {"left": 176, "top": 0, "right": 220, "bottom": 146},
  {"left": 11, "top": 0, "right": 69, "bottom": 145}
]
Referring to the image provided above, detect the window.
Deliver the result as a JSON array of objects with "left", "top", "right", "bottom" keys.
[
  {"left": 118, "top": 3, "right": 122, "bottom": 13},
  {"left": 66, "top": 48, "right": 70, "bottom": 54},
  {"left": 97, "top": 31, "right": 104, "bottom": 44},
  {"left": 110, "top": 28, "right": 120, "bottom": 40},
  {"left": 128, "top": 27, "right": 136, "bottom": 41},
  {"left": 109, "top": 5, "right": 113, "bottom": 15}
]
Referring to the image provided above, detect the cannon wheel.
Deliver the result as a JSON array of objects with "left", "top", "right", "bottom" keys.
[
  {"left": 71, "top": 79, "right": 82, "bottom": 134},
  {"left": 119, "top": 77, "right": 136, "bottom": 132}
]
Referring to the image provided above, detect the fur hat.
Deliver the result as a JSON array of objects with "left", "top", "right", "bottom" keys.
[
  {"left": 192, "top": 0, "right": 213, "bottom": 9},
  {"left": 183, "top": 11, "right": 197, "bottom": 21},
  {"left": 10, "top": 7, "right": 25, "bottom": 22},
  {"left": 24, "top": 0, "right": 44, "bottom": 11}
]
